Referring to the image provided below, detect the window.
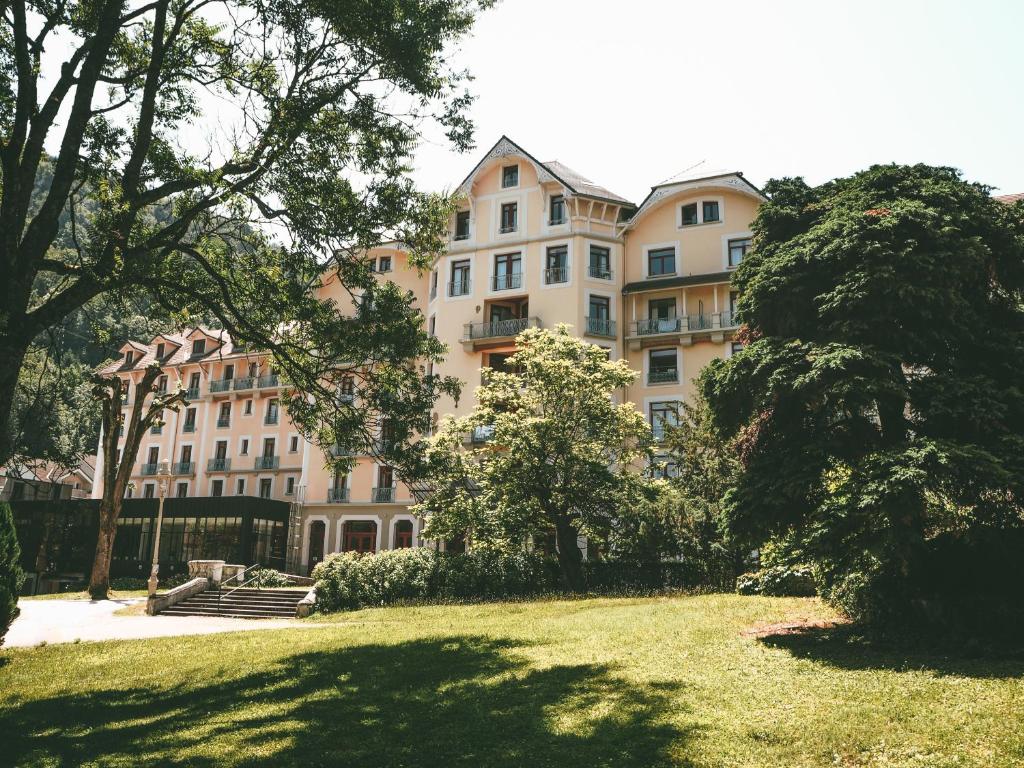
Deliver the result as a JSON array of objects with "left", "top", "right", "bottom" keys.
[
  {"left": 649, "top": 297, "right": 676, "bottom": 320},
  {"left": 176, "top": 482, "right": 188, "bottom": 498},
  {"left": 223, "top": 364, "right": 234, "bottom": 380},
  {"left": 188, "top": 372, "right": 201, "bottom": 392},
  {"left": 394, "top": 519, "right": 414, "bottom": 549},
  {"left": 125, "top": 350, "right": 134, "bottom": 365},
  {"left": 148, "top": 446, "right": 159, "bottom": 465},
  {"left": 703, "top": 200, "right": 720, "bottom": 223},
  {"left": 212, "top": 479, "right": 223, "bottom": 497},
  {"left": 728, "top": 237, "right": 751, "bottom": 268},
  {"left": 681, "top": 203, "right": 699, "bottom": 226},
  {"left": 218, "top": 402, "right": 231, "bottom": 427},
  {"left": 455, "top": 211, "right": 470, "bottom": 240},
  {"left": 589, "top": 245, "right": 611, "bottom": 279},
  {"left": 648, "top": 349, "right": 678, "bottom": 384},
  {"left": 493, "top": 252, "right": 521, "bottom": 291},
  {"left": 214, "top": 440, "right": 228, "bottom": 461},
  {"left": 343, "top": 520, "right": 377, "bottom": 553},
  {"left": 265, "top": 398, "right": 279, "bottom": 425},
  {"left": 143, "top": 483, "right": 155, "bottom": 499},
  {"left": 244, "top": 399, "right": 253, "bottom": 416},
  {"left": 502, "top": 164, "right": 518, "bottom": 188},
  {"left": 285, "top": 477, "right": 295, "bottom": 496},
  {"left": 259, "top": 478, "right": 272, "bottom": 498},
  {"left": 449, "top": 259, "right": 471, "bottom": 296},
  {"left": 240, "top": 438, "right": 249, "bottom": 455},
  {"left": 589, "top": 295, "right": 610, "bottom": 321},
  {"left": 428, "top": 316, "right": 436, "bottom": 338},
  {"left": 236, "top": 478, "right": 246, "bottom": 495},
  {"left": 289, "top": 435, "right": 299, "bottom": 453},
  {"left": 430, "top": 270, "right": 439, "bottom": 300},
  {"left": 588, "top": 295, "right": 612, "bottom": 337},
  {"left": 648, "top": 247, "right": 676, "bottom": 276},
  {"left": 248, "top": 361, "right": 258, "bottom": 377},
  {"left": 730, "top": 341, "right": 744, "bottom": 356},
  {"left": 156, "top": 343, "right": 165, "bottom": 359},
  {"left": 650, "top": 401, "right": 679, "bottom": 441},
  {"left": 191, "top": 339, "right": 206, "bottom": 356},
  {"left": 183, "top": 408, "right": 196, "bottom": 432},
  {"left": 157, "top": 375, "right": 168, "bottom": 393},
  {"left": 500, "top": 202, "right": 517, "bottom": 233},
  {"left": 550, "top": 195, "right": 565, "bottom": 225},
  {"left": 378, "top": 255, "right": 392, "bottom": 273},
  {"left": 179, "top": 445, "right": 192, "bottom": 465},
  {"left": 545, "top": 245, "right": 568, "bottom": 284},
  {"left": 339, "top": 376, "right": 355, "bottom": 400},
  {"left": 263, "top": 437, "right": 276, "bottom": 457}
]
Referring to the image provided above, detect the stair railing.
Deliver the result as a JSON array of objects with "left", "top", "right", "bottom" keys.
[{"left": 217, "top": 563, "right": 263, "bottom": 614}]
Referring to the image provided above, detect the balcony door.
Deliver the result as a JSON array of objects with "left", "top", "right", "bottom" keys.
[
  {"left": 343, "top": 521, "right": 377, "bottom": 554},
  {"left": 493, "top": 252, "right": 521, "bottom": 291},
  {"left": 649, "top": 298, "right": 677, "bottom": 333},
  {"left": 307, "top": 520, "right": 326, "bottom": 575}
]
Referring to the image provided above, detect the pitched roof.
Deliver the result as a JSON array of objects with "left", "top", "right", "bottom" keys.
[
  {"left": 459, "top": 136, "right": 633, "bottom": 206},
  {"left": 98, "top": 327, "right": 243, "bottom": 375},
  {"left": 995, "top": 193, "right": 1024, "bottom": 203}
]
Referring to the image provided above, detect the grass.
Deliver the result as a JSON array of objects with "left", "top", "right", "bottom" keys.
[
  {"left": 1, "top": 594, "right": 1022, "bottom": 767},
  {"left": 21, "top": 589, "right": 150, "bottom": 601}
]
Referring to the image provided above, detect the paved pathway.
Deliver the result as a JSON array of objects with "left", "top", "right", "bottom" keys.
[{"left": 5, "top": 598, "right": 309, "bottom": 648}]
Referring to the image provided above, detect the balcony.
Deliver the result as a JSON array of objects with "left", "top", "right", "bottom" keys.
[
  {"left": 586, "top": 316, "right": 616, "bottom": 339},
  {"left": 498, "top": 224, "right": 517, "bottom": 234},
  {"left": 648, "top": 368, "right": 679, "bottom": 385},
  {"left": 544, "top": 267, "right": 568, "bottom": 285},
  {"left": 207, "top": 457, "right": 231, "bottom": 472},
  {"left": 448, "top": 279, "right": 471, "bottom": 297},
  {"left": 588, "top": 265, "right": 613, "bottom": 280},
  {"left": 233, "top": 376, "right": 254, "bottom": 391},
  {"left": 330, "top": 444, "right": 355, "bottom": 457},
  {"left": 461, "top": 316, "right": 540, "bottom": 351},
  {"left": 140, "top": 463, "right": 159, "bottom": 476},
  {"left": 258, "top": 374, "right": 280, "bottom": 389},
  {"left": 491, "top": 272, "right": 523, "bottom": 292},
  {"left": 372, "top": 486, "right": 396, "bottom": 503},
  {"left": 627, "top": 311, "right": 737, "bottom": 350},
  {"left": 210, "top": 378, "right": 232, "bottom": 394},
  {"left": 255, "top": 455, "right": 280, "bottom": 470},
  {"left": 184, "top": 387, "right": 200, "bottom": 400},
  {"left": 265, "top": 413, "right": 279, "bottom": 426},
  {"left": 172, "top": 462, "right": 195, "bottom": 476},
  {"left": 328, "top": 487, "right": 350, "bottom": 502},
  {"left": 182, "top": 422, "right": 196, "bottom": 433},
  {"left": 216, "top": 417, "right": 230, "bottom": 428}
]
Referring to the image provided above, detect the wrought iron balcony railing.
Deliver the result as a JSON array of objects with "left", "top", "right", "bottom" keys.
[
  {"left": 216, "top": 417, "right": 230, "bottom": 428},
  {"left": 371, "top": 486, "right": 396, "bottom": 503},
  {"left": 140, "top": 463, "right": 159, "bottom": 476},
  {"left": 233, "top": 376, "right": 254, "bottom": 391},
  {"left": 207, "top": 457, "right": 230, "bottom": 472},
  {"left": 586, "top": 316, "right": 616, "bottom": 338},
  {"left": 632, "top": 311, "right": 737, "bottom": 337},
  {"left": 491, "top": 272, "right": 523, "bottom": 291},
  {"left": 448, "top": 279, "right": 471, "bottom": 297},
  {"left": 463, "top": 316, "right": 539, "bottom": 341},
  {"left": 544, "top": 266, "right": 568, "bottom": 284},
  {"left": 210, "top": 378, "right": 232, "bottom": 393},
  {"left": 184, "top": 387, "right": 200, "bottom": 400},
  {"left": 255, "top": 455, "right": 280, "bottom": 470},
  {"left": 172, "top": 462, "right": 194, "bottom": 475},
  {"left": 258, "top": 374, "right": 279, "bottom": 388},
  {"left": 182, "top": 422, "right": 196, "bottom": 433},
  {"left": 328, "top": 487, "right": 350, "bottom": 502},
  {"left": 588, "top": 265, "right": 613, "bottom": 280},
  {"left": 648, "top": 368, "right": 679, "bottom": 385}
]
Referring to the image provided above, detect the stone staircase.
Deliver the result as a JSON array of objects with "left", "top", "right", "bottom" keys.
[{"left": 159, "top": 587, "right": 307, "bottom": 619}]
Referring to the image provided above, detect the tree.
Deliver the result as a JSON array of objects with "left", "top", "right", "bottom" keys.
[
  {"left": 0, "top": 500, "right": 23, "bottom": 647},
  {"left": 89, "top": 364, "right": 187, "bottom": 598},
  {"left": 700, "top": 165, "right": 1024, "bottom": 627},
  {"left": 0, "top": 0, "right": 490, "bottom": 465},
  {"left": 415, "top": 326, "right": 653, "bottom": 591}
]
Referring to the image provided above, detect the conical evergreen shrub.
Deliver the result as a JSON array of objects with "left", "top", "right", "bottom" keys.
[{"left": 0, "top": 501, "right": 23, "bottom": 647}]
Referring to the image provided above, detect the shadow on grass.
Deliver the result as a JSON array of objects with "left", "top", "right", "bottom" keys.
[
  {"left": 0, "top": 636, "right": 692, "bottom": 767},
  {"left": 758, "top": 623, "right": 1024, "bottom": 678}
]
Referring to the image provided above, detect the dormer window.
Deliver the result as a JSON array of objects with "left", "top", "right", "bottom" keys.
[
  {"left": 681, "top": 200, "right": 722, "bottom": 227},
  {"left": 455, "top": 210, "right": 470, "bottom": 240},
  {"left": 191, "top": 339, "right": 206, "bottom": 356},
  {"left": 550, "top": 195, "right": 565, "bottom": 225},
  {"left": 125, "top": 351, "right": 134, "bottom": 365},
  {"left": 502, "top": 164, "right": 519, "bottom": 188},
  {"left": 703, "top": 201, "right": 720, "bottom": 223},
  {"left": 378, "top": 255, "right": 392, "bottom": 273},
  {"left": 681, "top": 203, "right": 699, "bottom": 226},
  {"left": 156, "top": 343, "right": 165, "bottom": 359}
]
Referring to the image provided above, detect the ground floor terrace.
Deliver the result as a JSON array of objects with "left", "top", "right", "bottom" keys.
[{"left": 2, "top": 594, "right": 1021, "bottom": 767}]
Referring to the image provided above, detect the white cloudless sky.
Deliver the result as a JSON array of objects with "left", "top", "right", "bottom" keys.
[{"left": 412, "top": 0, "right": 1024, "bottom": 204}]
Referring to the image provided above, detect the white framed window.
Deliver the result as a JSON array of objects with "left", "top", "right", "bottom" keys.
[
  {"left": 642, "top": 241, "right": 680, "bottom": 278},
  {"left": 679, "top": 197, "right": 724, "bottom": 228},
  {"left": 501, "top": 163, "right": 519, "bottom": 188}
]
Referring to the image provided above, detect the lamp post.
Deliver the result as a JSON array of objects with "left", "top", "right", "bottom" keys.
[{"left": 148, "top": 459, "right": 172, "bottom": 597}]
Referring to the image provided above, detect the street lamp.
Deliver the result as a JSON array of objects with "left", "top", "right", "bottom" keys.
[{"left": 148, "top": 459, "right": 173, "bottom": 597}]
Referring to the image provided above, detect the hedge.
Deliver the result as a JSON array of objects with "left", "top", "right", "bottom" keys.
[
  {"left": 312, "top": 548, "right": 734, "bottom": 613},
  {"left": 1, "top": 501, "right": 24, "bottom": 647}
]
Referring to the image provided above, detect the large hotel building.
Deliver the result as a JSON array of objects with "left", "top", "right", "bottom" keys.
[{"left": 92, "top": 136, "right": 765, "bottom": 574}]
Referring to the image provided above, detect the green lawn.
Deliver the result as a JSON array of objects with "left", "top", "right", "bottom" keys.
[{"left": 1, "top": 594, "right": 1021, "bottom": 767}]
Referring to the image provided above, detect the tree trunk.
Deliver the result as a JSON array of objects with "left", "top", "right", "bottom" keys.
[
  {"left": 554, "top": 517, "right": 586, "bottom": 593},
  {"left": 0, "top": 336, "right": 31, "bottom": 466},
  {"left": 88, "top": 500, "right": 118, "bottom": 600}
]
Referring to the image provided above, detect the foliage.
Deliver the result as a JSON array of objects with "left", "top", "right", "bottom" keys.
[
  {"left": 414, "top": 325, "right": 654, "bottom": 590},
  {"left": 700, "top": 164, "right": 1024, "bottom": 630},
  {"left": 246, "top": 568, "right": 294, "bottom": 589},
  {"left": 312, "top": 548, "right": 556, "bottom": 611},
  {"left": 0, "top": 0, "right": 491, "bottom": 467},
  {"left": 736, "top": 565, "right": 816, "bottom": 597},
  {"left": 0, "top": 501, "right": 23, "bottom": 647}
]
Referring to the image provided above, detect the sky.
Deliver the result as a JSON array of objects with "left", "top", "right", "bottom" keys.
[{"left": 412, "top": 0, "right": 1024, "bottom": 204}]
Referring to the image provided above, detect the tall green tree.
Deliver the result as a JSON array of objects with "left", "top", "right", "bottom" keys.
[
  {"left": 0, "top": 0, "right": 490, "bottom": 465},
  {"left": 0, "top": 501, "right": 22, "bottom": 647},
  {"left": 700, "top": 165, "right": 1024, "bottom": 626},
  {"left": 415, "top": 326, "right": 653, "bottom": 591}
]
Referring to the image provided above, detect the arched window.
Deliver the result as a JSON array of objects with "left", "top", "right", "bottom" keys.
[
  {"left": 394, "top": 519, "right": 414, "bottom": 549},
  {"left": 343, "top": 520, "right": 377, "bottom": 554},
  {"left": 307, "top": 520, "right": 326, "bottom": 575}
]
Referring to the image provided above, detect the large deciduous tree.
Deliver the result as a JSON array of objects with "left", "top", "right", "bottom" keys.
[
  {"left": 415, "top": 326, "right": 653, "bottom": 591},
  {"left": 0, "top": 0, "right": 490, "bottom": 465},
  {"left": 701, "top": 165, "right": 1024, "bottom": 629}
]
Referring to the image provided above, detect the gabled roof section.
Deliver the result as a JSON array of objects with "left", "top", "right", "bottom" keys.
[
  {"left": 623, "top": 166, "right": 766, "bottom": 232},
  {"left": 995, "top": 192, "right": 1023, "bottom": 203},
  {"left": 458, "top": 135, "right": 633, "bottom": 206}
]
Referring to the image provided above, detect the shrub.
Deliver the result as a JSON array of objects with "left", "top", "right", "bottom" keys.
[
  {"left": 1, "top": 501, "right": 24, "bottom": 647},
  {"left": 736, "top": 565, "right": 817, "bottom": 597},
  {"left": 110, "top": 577, "right": 148, "bottom": 591},
  {"left": 247, "top": 567, "right": 293, "bottom": 589}
]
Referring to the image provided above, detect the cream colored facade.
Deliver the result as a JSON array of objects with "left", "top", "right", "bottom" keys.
[{"left": 93, "top": 136, "right": 764, "bottom": 574}]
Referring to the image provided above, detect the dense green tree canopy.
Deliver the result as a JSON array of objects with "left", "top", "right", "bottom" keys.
[
  {"left": 701, "top": 164, "right": 1024, "bottom": 624},
  {"left": 415, "top": 326, "right": 653, "bottom": 590}
]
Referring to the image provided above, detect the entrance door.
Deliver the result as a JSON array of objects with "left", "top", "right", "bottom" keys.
[
  {"left": 343, "top": 521, "right": 377, "bottom": 554},
  {"left": 307, "top": 520, "right": 326, "bottom": 575}
]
